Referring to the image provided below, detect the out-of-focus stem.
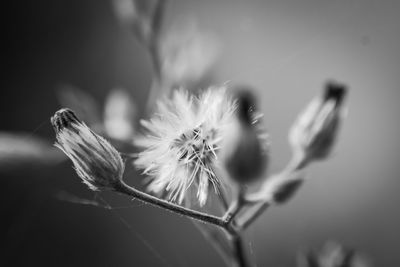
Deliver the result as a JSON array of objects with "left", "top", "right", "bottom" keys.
[
  {"left": 231, "top": 234, "right": 250, "bottom": 267},
  {"left": 224, "top": 191, "right": 246, "bottom": 224},
  {"left": 239, "top": 202, "right": 270, "bottom": 231},
  {"left": 237, "top": 154, "right": 307, "bottom": 231},
  {"left": 148, "top": 40, "right": 162, "bottom": 81}
]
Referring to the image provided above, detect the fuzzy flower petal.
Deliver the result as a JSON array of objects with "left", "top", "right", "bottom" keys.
[{"left": 135, "top": 86, "right": 236, "bottom": 206}]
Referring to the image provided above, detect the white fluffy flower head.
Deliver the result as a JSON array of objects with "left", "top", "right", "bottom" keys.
[{"left": 135, "top": 86, "right": 236, "bottom": 206}]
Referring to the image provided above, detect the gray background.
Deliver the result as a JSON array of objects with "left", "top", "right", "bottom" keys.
[{"left": 2, "top": 0, "right": 400, "bottom": 266}]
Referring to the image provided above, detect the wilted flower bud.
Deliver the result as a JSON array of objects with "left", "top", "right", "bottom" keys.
[
  {"left": 222, "top": 87, "right": 269, "bottom": 184},
  {"left": 289, "top": 82, "right": 347, "bottom": 164},
  {"left": 51, "top": 108, "right": 125, "bottom": 191}
]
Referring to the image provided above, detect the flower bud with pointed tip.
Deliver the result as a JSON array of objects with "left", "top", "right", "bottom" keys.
[
  {"left": 51, "top": 108, "right": 125, "bottom": 191},
  {"left": 289, "top": 81, "right": 348, "bottom": 164}
]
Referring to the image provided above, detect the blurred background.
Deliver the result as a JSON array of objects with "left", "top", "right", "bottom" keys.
[{"left": 2, "top": 0, "right": 400, "bottom": 266}]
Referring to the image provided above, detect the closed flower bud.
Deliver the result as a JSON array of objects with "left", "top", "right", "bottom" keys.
[
  {"left": 51, "top": 108, "right": 125, "bottom": 191},
  {"left": 289, "top": 82, "right": 347, "bottom": 164},
  {"left": 222, "top": 87, "right": 269, "bottom": 185},
  {"left": 297, "top": 241, "right": 371, "bottom": 267}
]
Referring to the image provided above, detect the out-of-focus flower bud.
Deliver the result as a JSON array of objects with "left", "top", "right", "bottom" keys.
[
  {"left": 51, "top": 108, "right": 125, "bottom": 191},
  {"left": 222, "top": 87, "right": 269, "bottom": 185},
  {"left": 289, "top": 81, "right": 348, "bottom": 164},
  {"left": 297, "top": 241, "right": 372, "bottom": 267},
  {"left": 104, "top": 89, "right": 136, "bottom": 141}
]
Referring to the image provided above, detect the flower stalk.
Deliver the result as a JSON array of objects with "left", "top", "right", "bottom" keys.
[
  {"left": 114, "top": 179, "right": 251, "bottom": 266},
  {"left": 104, "top": 2, "right": 352, "bottom": 265},
  {"left": 113, "top": 180, "right": 229, "bottom": 229},
  {"left": 53, "top": 77, "right": 347, "bottom": 267}
]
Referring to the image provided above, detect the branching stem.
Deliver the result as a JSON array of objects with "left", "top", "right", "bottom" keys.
[
  {"left": 113, "top": 180, "right": 250, "bottom": 266},
  {"left": 114, "top": 181, "right": 229, "bottom": 229}
]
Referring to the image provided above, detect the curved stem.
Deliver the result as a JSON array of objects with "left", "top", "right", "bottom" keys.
[
  {"left": 113, "top": 181, "right": 228, "bottom": 229},
  {"left": 113, "top": 181, "right": 250, "bottom": 266}
]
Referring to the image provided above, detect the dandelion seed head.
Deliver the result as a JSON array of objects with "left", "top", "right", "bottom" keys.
[{"left": 135, "top": 86, "right": 236, "bottom": 206}]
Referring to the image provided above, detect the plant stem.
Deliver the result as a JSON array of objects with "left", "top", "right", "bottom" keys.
[
  {"left": 114, "top": 181, "right": 251, "bottom": 266},
  {"left": 238, "top": 202, "right": 270, "bottom": 231},
  {"left": 224, "top": 186, "right": 248, "bottom": 223},
  {"left": 237, "top": 154, "right": 307, "bottom": 230},
  {"left": 231, "top": 234, "right": 249, "bottom": 267},
  {"left": 114, "top": 181, "right": 228, "bottom": 229}
]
